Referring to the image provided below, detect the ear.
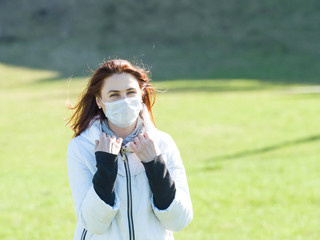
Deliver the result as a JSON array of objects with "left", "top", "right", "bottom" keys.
[{"left": 95, "top": 96, "right": 102, "bottom": 109}]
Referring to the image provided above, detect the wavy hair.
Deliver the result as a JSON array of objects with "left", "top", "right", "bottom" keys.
[{"left": 67, "top": 59, "right": 156, "bottom": 137}]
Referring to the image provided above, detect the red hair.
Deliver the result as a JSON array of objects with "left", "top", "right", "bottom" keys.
[{"left": 67, "top": 59, "right": 156, "bottom": 137}]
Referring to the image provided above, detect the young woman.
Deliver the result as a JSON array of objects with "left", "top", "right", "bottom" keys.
[{"left": 66, "top": 59, "right": 193, "bottom": 240}]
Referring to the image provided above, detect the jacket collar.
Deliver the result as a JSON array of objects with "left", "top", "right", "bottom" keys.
[{"left": 80, "top": 104, "right": 157, "bottom": 147}]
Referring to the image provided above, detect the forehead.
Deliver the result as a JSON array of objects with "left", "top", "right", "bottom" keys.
[{"left": 102, "top": 73, "right": 140, "bottom": 91}]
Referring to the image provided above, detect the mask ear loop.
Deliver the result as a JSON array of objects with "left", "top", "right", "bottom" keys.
[{"left": 98, "top": 96, "right": 105, "bottom": 103}]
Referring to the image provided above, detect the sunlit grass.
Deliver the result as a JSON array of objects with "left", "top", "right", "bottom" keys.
[{"left": 1, "top": 65, "right": 319, "bottom": 239}]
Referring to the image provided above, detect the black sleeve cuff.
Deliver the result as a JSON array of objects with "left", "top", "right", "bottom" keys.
[
  {"left": 142, "top": 155, "right": 176, "bottom": 210},
  {"left": 92, "top": 151, "right": 118, "bottom": 206}
]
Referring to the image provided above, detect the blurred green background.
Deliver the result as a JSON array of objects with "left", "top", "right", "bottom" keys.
[
  {"left": 1, "top": 0, "right": 319, "bottom": 81},
  {"left": 0, "top": 0, "right": 319, "bottom": 239}
]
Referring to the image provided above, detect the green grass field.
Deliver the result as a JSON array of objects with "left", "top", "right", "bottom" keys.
[{"left": 1, "top": 63, "right": 319, "bottom": 239}]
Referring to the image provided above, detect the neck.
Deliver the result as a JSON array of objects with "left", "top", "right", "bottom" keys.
[{"left": 108, "top": 119, "right": 138, "bottom": 139}]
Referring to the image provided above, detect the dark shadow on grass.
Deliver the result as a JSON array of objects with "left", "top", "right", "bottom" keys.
[
  {"left": 1, "top": 41, "right": 320, "bottom": 87},
  {"left": 203, "top": 134, "right": 320, "bottom": 169},
  {"left": 1, "top": 0, "right": 320, "bottom": 85}
]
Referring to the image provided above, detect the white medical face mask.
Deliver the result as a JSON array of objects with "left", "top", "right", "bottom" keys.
[{"left": 99, "top": 97, "right": 143, "bottom": 128}]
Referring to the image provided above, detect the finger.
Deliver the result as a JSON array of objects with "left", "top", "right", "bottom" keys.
[
  {"left": 138, "top": 133, "right": 146, "bottom": 143},
  {"left": 94, "top": 140, "right": 99, "bottom": 151},
  {"left": 134, "top": 136, "right": 141, "bottom": 145},
  {"left": 144, "top": 132, "right": 150, "bottom": 140},
  {"left": 146, "top": 136, "right": 154, "bottom": 145},
  {"left": 129, "top": 142, "right": 137, "bottom": 152},
  {"left": 134, "top": 137, "right": 143, "bottom": 149},
  {"left": 116, "top": 138, "right": 123, "bottom": 144},
  {"left": 100, "top": 132, "right": 107, "bottom": 139}
]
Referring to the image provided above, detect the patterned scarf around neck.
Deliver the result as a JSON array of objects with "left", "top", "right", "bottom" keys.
[{"left": 101, "top": 117, "right": 144, "bottom": 146}]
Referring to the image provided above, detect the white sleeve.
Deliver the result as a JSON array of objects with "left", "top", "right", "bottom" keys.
[
  {"left": 152, "top": 134, "right": 193, "bottom": 232},
  {"left": 66, "top": 138, "right": 120, "bottom": 234}
]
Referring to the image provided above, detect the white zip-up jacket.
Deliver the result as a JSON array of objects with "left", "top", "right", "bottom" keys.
[{"left": 67, "top": 112, "right": 193, "bottom": 240}]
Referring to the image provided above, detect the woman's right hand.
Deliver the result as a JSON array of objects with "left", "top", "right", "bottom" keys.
[{"left": 94, "top": 132, "right": 123, "bottom": 155}]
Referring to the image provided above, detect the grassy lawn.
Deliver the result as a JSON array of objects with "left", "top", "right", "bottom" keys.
[{"left": 0, "top": 63, "right": 319, "bottom": 239}]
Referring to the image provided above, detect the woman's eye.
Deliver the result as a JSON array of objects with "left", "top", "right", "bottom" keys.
[
  {"left": 110, "top": 93, "right": 119, "bottom": 97},
  {"left": 128, "top": 91, "right": 136, "bottom": 95}
]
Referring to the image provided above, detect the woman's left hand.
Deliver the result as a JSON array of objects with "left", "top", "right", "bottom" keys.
[{"left": 130, "top": 132, "right": 161, "bottom": 163}]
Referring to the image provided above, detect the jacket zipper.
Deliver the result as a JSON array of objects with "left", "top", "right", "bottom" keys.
[
  {"left": 81, "top": 228, "right": 87, "bottom": 240},
  {"left": 121, "top": 147, "right": 135, "bottom": 240}
]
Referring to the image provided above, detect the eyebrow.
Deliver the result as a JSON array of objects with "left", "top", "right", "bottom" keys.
[{"left": 106, "top": 88, "right": 137, "bottom": 94}]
